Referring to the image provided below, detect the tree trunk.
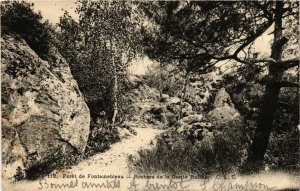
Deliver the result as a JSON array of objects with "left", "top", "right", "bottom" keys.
[
  {"left": 247, "top": 1, "right": 286, "bottom": 168},
  {"left": 110, "top": 41, "right": 118, "bottom": 127},
  {"left": 159, "top": 62, "right": 163, "bottom": 99},
  {"left": 179, "top": 70, "right": 189, "bottom": 119}
]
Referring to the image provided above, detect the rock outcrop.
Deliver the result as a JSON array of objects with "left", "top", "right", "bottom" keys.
[
  {"left": 166, "top": 97, "right": 193, "bottom": 117},
  {"left": 213, "top": 88, "right": 234, "bottom": 108},
  {"left": 207, "top": 88, "right": 243, "bottom": 129},
  {"left": 124, "top": 76, "right": 195, "bottom": 128},
  {"left": 158, "top": 88, "right": 244, "bottom": 172},
  {"left": 1, "top": 34, "right": 90, "bottom": 178}
]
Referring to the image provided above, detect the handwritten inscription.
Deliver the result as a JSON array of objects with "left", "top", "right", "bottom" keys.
[
  {"left": 127, "top": 178, "right": 190, "bottom": 190},
  {"left": 37, "top": 174, "right": 276, "bottom": 191},
  {"left": 38, "top": 178, "right": 121, "bottom": 189},
  {"left": 211, "top": 177, "right": 275, "bottom": 191}
]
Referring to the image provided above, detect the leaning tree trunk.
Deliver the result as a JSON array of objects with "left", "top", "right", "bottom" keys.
[{"left": 247, "top": 1, "right": 286, "bottom": 168}]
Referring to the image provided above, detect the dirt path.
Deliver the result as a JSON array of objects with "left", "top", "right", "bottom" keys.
[
  {"left": 60, "top": 127, "right": 164, "bottom": 176},
  {"left": 3, "top": 127, "right": 164, "bottom": 191}
]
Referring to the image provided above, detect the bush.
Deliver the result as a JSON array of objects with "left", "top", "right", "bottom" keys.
[
  {"left": 84, "top": 121, "right": 121, "bottom": 157},
  {"left": 129, "top": 122, "right": 245, "bottom": 175},
  {"left": 142, "top": 64, "right": 185, "bottom": 97},
  {"left": 265, "top": 129, "right": 299, "bottom": 172},
  {"left": 1, "top": 1, "right": 53, "bottom": 59}
]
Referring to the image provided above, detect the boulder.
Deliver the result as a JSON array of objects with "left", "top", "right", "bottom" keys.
[
  {"left": 173, "top": 115, "right": 213, "bottom": 145},
  {"left": 167, "top": 97, "right": 181, "bottom": 104},
  {"left": 181, "top": 102, "right": 193, "bottom": 117},
  {"left": 207, "top": 106, "right": 242, "bottom": 128},
  {"left": 181, "top": 114, "right": 204, "bottom": 125},
  {"left": 166, "top": 97, "right": 193, "bottom": 117},
  {"left": 174, "top": 115, "right": 207, "bottom": 131},
  {"left": 213, "top": 87, "right": 234, "bottom": 108},
  {"left": 208, "top": 88, "right": 243, "bottom": 130},
  {"left": 1, "top": 34, "right": 90, "bottom": 178}
]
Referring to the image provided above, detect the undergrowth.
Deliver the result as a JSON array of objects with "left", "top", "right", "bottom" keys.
[{"left": 129, "top": 126, "right": 244, "bottom": 176}]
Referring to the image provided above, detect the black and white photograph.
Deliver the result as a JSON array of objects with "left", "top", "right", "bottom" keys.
[{"left": 1, "top": 1, "right": 299, "bottom": 190}]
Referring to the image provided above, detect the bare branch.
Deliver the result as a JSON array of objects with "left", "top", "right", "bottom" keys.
[
  {"left": 278, "top": 58, "right": 299, "bottom": 69},
  {"left": 248, "top": 58, "right": 276, "bottom": 64},
  {"left": 251, "top": 1, "right": 273, "bottom": 20},
  {"left": 198, "top": 20, "right": 274, "bottom": 65},
  {"left": 213, "top": 56, "right": 275, "bottom": 66}
]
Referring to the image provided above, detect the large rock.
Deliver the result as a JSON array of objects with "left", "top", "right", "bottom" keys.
[
  {"left": 208, "top": 106, "right": 242, "bottom": 128},
  {"left": 174, "top": 114, "right": 210, "bottom": 135},
  {"left": 166, "top": 97, "right": 193, "bottom": 117},
  {"left": 213, "top": 87, "right": 234, "bottom": 108},
  {"left": 208, "top": 88, "right": 243, "bottom": 130},
  {"left": 181, "top": 114, "right": 204, "bottom": 124},
  {"left": 1, "top": 34, "right": 90, "bottom": 178}
]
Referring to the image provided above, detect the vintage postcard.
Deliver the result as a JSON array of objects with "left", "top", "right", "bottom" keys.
[{"left": 1, "top": 1, "right": 299, "bottom": 191}]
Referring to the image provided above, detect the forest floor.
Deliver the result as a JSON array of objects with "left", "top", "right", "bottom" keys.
[
  {"left": 6, "top": 126, "right": 299, "bottom": 191},
  {"left": 4, "top": 127, "right": 165, "bottom": 191}
]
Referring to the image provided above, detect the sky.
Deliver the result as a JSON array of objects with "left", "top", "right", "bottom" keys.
[
  {"left": 32, "top": 1, "right": 78, "bottom": 23},
  {"left": 32, "top": 1, "right": 273, "bottom": 75}
]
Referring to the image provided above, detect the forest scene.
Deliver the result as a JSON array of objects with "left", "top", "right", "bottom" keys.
[{"left": 1, "top": 1, "right": 299, "bottom": 191}]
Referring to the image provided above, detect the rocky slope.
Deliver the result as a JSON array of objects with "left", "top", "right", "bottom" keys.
[
  {"left": 124, "top": 75, "right": 194, "bottom": 129},
  {"left": 1, "top": 34, "right": 90, "bottom": 179},
  {"left": 130, "top": 87, "right": 246, "bottom": 175}
]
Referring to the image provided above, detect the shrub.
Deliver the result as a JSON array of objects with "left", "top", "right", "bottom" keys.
[
  {"left": 265, "top": 129, "right": 299, "bottom": 172},
  {"left": 142, "top": 64, "right": 185, "bottom": 97},
  {"left": 84, "top": 121, "right": 121, "bottom": 157},
  {"left": 129, "top": 122, "right": 245, "bottom": 175},
  {"left": 1, "top": 1, "right": 53, "bottom": 59}
]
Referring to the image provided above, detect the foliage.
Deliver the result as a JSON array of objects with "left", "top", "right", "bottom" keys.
[
  {"left": 138, "top": 1, "right": 269, "bottom": 69},
  {"left": 138, "top": 1, "right": 299, "bottom": 168},
  {"left": 1, "top": 1, "right": 53, "bottom": 59},
  {"left": 142, "top": 64, "right": 185, "bottom": 97},
  {"left": 130, "top": 120, "right": 245, "bottom": 175},
  {"left": 223, "top": 62, "right": 299, "bottom": 172},
  {"left": 265, "top": 129, "right": 299, "bottom": 172},
  {"left": 57, "top": 2, "right": 141, "bottom": 123},
  {"left": 84, "top": 121, "right": 121, "bottom": 157}
]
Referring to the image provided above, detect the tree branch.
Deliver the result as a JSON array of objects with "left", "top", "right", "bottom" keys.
[
  {"left": 232, "top": 21, "right": 273, "bottom": 57},
  {"left": 275, "top": 81, "right": 299, "bottom": 88},
  {"left": 198, "top": 20, "right": 274, "bottom": 65},
  {"left": 277, "top": 102, "right": 294, "bottom": 110},
  {"left": 249, "top": 58, "right": 276, "bottom": 64},
  {"left": 278, "top": 58, "right": 299, "bottom": 69},
  {"left": 251, "top": 1, "right": 273, "bottom": 20}
]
